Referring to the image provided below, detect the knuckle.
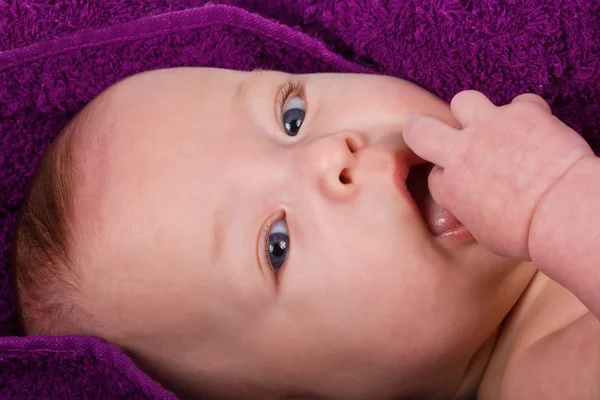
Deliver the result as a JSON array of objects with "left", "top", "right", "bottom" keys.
[
  {"left": 509, "top": 101, "right": 543, "bottom": 119},
  {"left": 452, "top": 89, "right": 479, "bottom": 103},
  {"left": 515, "top": 93, "right": 542, "bottom": 102},
  {"left": 512, "top": 94, "right": 550, "bottom": 114}
]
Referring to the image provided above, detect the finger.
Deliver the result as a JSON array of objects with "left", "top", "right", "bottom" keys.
[
  {"left": 426, "top": 165, "right": 449, "bottom": 209},
  {"left": 511, "top": 93, "right": 552, "bottom": 114},
  {"left": 450, "top": 90, "right": 496, "bottom": 127},
  {"left": 403, "top": 115, "right": 460, "bottom": 169}
]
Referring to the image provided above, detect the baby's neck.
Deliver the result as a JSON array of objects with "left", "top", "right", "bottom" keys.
[{"left": 454, "top": 262, "right": 540, "bottom": 399}]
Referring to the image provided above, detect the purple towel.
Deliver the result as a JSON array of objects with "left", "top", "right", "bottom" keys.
[{"left": 1, "top": 1, "right": 599, "bottom": 398}]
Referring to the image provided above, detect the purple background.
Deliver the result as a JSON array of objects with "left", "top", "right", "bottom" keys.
[{"left": 1, "top": 1, "right": 599, "bottom": 398}]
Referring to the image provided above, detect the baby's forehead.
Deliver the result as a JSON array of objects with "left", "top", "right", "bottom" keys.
[
  {"left": 69, "top": 67, "right": 296, "bottom": 251},
  {"left": 67, "top": 69, "right": 239, "bottom": 248}
]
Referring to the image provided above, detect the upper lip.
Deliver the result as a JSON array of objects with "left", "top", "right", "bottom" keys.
[
  {"left": 393, "top": 146, "right": 433, "bottom": 225},
  {"left": 394, "top": 147, "right": 428, "bottom": 185}
]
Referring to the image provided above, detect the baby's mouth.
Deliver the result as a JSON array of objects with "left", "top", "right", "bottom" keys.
[{"left": 406, "top": 163, "right": 464, "bottom": 236}]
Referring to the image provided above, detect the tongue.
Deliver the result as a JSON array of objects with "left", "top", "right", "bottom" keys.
[
  {"left": 421, "top": 194, "right": 462, "bottom": 236},
  {"left": 406, "top": 163, "right": 462, "bottom": 236}
]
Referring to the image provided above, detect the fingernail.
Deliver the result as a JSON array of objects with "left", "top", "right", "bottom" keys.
[
  {"left": 404, "top": 115, "right": 426, "bottom": 131},
  {"left": 405, "top": 114, "right": 425, "bottom": 125}
]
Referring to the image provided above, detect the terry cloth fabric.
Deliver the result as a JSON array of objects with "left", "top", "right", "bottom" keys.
[{"left": 1, "top": 1, "right": 600, "bottom": 398}]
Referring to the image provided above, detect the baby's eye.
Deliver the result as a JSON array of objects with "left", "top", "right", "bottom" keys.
[
  {"left": 282, "top": 96, "right": 305, "bottom": 137},
  {"left": 267, "top": 219, "right": 290, "bottom": 271}
]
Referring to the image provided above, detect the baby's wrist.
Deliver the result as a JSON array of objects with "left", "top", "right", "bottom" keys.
[
  {"left": 528, "top": 154, "right": 595, "bottom": 266},
  {"left": 528, "top": 155, "right": 600, "bottom": 316}
]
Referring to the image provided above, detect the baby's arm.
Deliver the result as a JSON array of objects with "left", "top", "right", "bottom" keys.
[
  {"left": 403, "top": 91, "right": 600, "bottom": 399},
  {"left": 490, "top": 156, "right": 600, "bottom": 400},
  {"left": 495, "top": 154, "right": 600, "bottom": 400},
  {"left": 499, "top": 163, "right": 600, "bottom": 396},
  {"left": 404, "top": 90, "right": 600, "bottom": 315},
  {"left": 529, "top": 155, "right": 600, "bottom": 318}
]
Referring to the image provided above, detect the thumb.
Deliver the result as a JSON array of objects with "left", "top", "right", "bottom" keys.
[{"left": 427, "top": 164, "right": 451, "bottom": 210}]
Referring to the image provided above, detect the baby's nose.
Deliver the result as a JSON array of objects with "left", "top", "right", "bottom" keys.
[{"left": 301, "top": 131, "right": 366, "bottom": 201}]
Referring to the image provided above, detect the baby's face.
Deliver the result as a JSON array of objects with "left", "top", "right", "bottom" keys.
[{"left": 71, "top": 68, "right": 534, "bottom": 398}]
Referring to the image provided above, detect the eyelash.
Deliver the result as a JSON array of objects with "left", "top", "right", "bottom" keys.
[
  {"left": 261, "top": 79, "right": 302, "bottom": 279},
  {"left": 277, "top": 79, "right": 303, "bottom": 116}
]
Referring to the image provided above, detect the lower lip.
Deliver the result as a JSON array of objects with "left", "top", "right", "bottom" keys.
[
  {"left": 402, "top": 160, "right": 474, "bottom": 243},
  {"left": 436, "top": 223, "right": 474, "bottom": 242}
]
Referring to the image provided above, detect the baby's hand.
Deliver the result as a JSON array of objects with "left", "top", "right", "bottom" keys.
[{"left": 403, "top": 91, "right": 594, "bottom": 260}]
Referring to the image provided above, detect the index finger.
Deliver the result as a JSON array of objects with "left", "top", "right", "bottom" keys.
[{"left": 403, "top": 115, "right": 461, "bottom": 169}]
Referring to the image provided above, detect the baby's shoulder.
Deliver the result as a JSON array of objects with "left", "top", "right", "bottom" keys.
[{"left": 478, "top": 270, "right": 595, "bottom": 400}]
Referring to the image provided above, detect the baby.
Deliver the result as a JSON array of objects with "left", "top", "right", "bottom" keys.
[{"left": 10, "top": 67, "right": 600, "bottom": 399}]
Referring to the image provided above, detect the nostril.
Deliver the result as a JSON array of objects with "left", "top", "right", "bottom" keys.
[
  {"left": 339, "top": 168, "right": 352, "bottom": 184},
  {"left": 345, "top": 136, "right": 362, "bottom": 153}
]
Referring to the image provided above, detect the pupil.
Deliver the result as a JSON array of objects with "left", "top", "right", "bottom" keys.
[
  {"left": 273, "top": 242, "right": 285, "bottom": 256},
  {"left": 268, "top": 232, "right": 289, "bottom": 269},
  {"left": 283, "top": 108, "right": 305, "bottom": 136}
]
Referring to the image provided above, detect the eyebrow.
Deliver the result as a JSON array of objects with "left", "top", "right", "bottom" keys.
[
  {"left": 234, "top": 80, "right": 246, "bottom": 103},
  {"left": 211, "top": 203, "right": 229, "bottom": 267},
  {"left": 215, "top": 69, "right": 271, "bottom": 272},
  {"left": 234, "top": 69, "right": 268, "bottom": 104}
]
